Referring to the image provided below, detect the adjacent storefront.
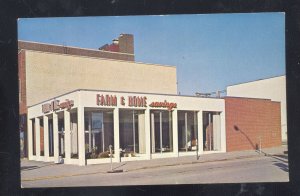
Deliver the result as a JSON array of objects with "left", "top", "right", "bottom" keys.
[{"left": 27, "top": 89, "right": 226, "bottom": 166}]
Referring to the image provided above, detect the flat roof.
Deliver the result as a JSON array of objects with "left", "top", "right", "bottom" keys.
[
  {"left": 28, "top": 88, "right": 223, "bottom": 108},
  {"left": 227, "top": 75, "right": 285, "bottom": 87},
  {"left": 224, "top": 96, "right": 272, "bottom": 101},
  {"left": 18, "top": 40, "right": 135, "bottom": 62},
  {"left": 18, "top": 40, "right": 133, "bottom": 56}
]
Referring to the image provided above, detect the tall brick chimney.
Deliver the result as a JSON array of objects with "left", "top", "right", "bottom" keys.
[
  {"left": 99, "top": 34, "right": 134, "bottom": 55},
  {"left": 118, "top": 34, "right": 134, "bottom": 54}
]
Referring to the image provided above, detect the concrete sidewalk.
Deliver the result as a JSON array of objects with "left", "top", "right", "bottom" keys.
[
  {"left": 21, "top": 145, "right": 287, "bottom": 182},
  {"left": 116, "top": 145, "right": 288, "bottom": 172}
]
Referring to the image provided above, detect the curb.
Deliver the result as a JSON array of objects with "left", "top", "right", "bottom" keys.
[
  {"left": 127, "top": 153, "right": 262, "bottom": 172},
  {"left": 125, "top": 149, "right": 286, "bottom": 172}
]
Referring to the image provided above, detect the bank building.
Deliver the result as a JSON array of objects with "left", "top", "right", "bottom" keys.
[{"left": 19, "top": 34, "right": 283, "bottom": 166}]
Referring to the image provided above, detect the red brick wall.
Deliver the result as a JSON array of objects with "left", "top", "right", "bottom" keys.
[
  {"left": 18, "top": 41, "right": 134, "bottom": 61},
  {"left": 18, "top": 50, "right": 27, "bottom": 115},
  {"left": 19, "top": 50, "right": 28, "bottom": 157},
  {"left": 225, "top": 97, "right": 281, "bottom": 152},
  {"left": 118, "top": 34, "right": 134, "bottom": 54}
]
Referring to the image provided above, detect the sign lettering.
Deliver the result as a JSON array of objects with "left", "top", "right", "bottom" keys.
[
  {"left": 42, "top": 99, "right": 74, "bottom": 113},
  {"left": 95, "top": 94, "right": 176, "bottom": 111},
  {"left": 128, "top": 96, "right": 147, "bottom": 107},
  {"left": 149, "top": 100, "right": 177, "bottom": 111},
  {"left": 96, "top": 94, "right": 117, "bottom": 106}
]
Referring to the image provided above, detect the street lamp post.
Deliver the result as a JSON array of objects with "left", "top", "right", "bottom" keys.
[
  {"left": 109, "top": 145, "right": 113, "bottom": 171},
  {"left": 259, "top": 136, "right": 262, "bottom": 154}
]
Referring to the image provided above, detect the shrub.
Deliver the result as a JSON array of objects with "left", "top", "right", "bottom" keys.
[
  {"left": 90, "top": 152, "right": 98, "bottom": 159},
  {"left": 98, "top": 151, "right": 110, "bottom": 158},
  {"left": 130, "top": 153, "right": 136, "bottom": 157}
]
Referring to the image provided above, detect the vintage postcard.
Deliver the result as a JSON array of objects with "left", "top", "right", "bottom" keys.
[{"left": 18, "top": 14, "right": 287, "bottom": 187}]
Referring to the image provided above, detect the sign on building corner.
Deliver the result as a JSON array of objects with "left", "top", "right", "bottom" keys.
[{"left": 42, "top": 99, "right": 74, "bottom": 113}]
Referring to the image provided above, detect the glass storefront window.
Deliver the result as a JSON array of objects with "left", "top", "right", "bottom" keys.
[
  {"left": 178, "top": 111, "right": 198, "bottom": 152},
  {"left": 84, "top": 108, "right": 114, "bottom": 159},
  {"left": 58, "top": 112, "right": 65, "bottom": 158},
  {"left": 150, "top": 110, "right": 173, "bottom": 153},
  {"left": 32, "top": 119, "right": 36, "bottom": 156},
  {"left": 48, "top": 116, "right": 54, "bottom": 157},
  {"left": 39, "top": 118, "right": 44, "bottom": 156},
  {"left": 119, "top": 110, "right": 145, "bottom": 157},
  {"left": 203, "top": 111, "right": 221, "bottom": 151}
]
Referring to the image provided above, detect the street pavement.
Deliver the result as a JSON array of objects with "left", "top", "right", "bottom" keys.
[{"left": 21, "top": 145, "right": 288, "bottom": 187}]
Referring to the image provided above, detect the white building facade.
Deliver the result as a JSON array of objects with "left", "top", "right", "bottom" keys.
[{"left": 27, "top": 89, "right": 226, "bottom": 166}]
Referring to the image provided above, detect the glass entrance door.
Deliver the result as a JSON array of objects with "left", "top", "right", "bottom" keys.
[
  {"left": 48, "top": 117, "right": 54, "bottom": 157},
  {"left": 58, "top": 114, "right": 65, "bottom": 158},
  {"left": 70, "top": 110, "right": 78, "bottom": 158}
]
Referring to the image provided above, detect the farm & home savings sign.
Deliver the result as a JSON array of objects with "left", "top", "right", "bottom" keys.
[{"left": 96, "top": 94, "right": 177, "bottom": 111}]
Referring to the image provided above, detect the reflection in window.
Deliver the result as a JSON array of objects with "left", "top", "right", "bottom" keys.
[
  {"left": 178, "top": 111, "right": 198, "bottom": 152},
  {"left": 119, "top": 110, "right": 145, "bottom": 157},
  {"left": 150, "top": 110, "right": 173, "bottom": 153},
  {"left": 203, "top": 111, "right": 221, "bottom": 151},
  {"left": 85, "top": 109, "right": 114, "bottom": 159}
]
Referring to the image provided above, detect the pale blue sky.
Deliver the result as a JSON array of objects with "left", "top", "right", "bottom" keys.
[{"left": 18, "top": 13, "right": 285, "bottom": 95}]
